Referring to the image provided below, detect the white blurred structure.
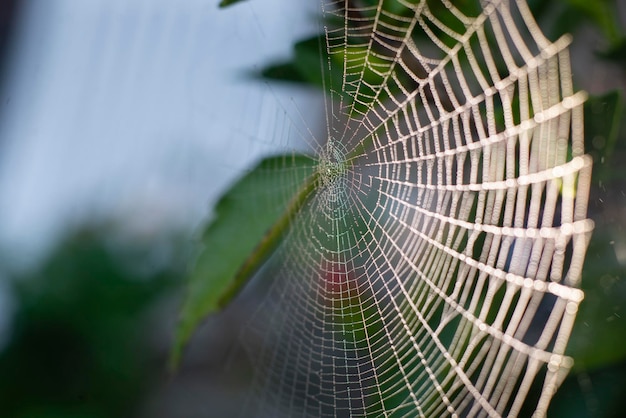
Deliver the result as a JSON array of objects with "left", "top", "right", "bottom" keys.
[{"left": 0, "top": 0, "right": 323, "bottom": 263}]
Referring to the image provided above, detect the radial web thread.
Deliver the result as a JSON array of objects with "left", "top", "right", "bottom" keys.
[{"left": 239, "top": 0, "right": 593, "bottom": 417}]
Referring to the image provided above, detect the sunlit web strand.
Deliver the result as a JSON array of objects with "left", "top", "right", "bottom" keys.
[{"left": 237, "top": 0, "right": 592, "bottom": 417}]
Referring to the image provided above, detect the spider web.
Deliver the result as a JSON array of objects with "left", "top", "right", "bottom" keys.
[{"left": 237, "top": 0, "right": 593, "bottom": 416}]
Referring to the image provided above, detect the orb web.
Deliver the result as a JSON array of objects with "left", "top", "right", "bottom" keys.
[{"left": 237, "top": 1, "right": 593, "bottom": 417}]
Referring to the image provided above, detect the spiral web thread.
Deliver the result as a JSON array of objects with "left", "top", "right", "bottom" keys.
[{"left": 240, "top": 0, "right": 593, "bottom": 416}]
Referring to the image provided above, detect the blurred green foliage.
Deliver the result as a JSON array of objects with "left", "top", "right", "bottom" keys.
[
  {"left": 173, "top": 154, "right": 316, "bottom": 365},
  {"left": 256, "top": 0, "right": 625, "bottom": 90},
  {"left": 552, "top": 95, "right": 626, "bottom": 415},
  {"left": 0, "top": 226, "right": 182, "bottom": 418},
  {"left": 219, "top": 0, "right": 247, "bottom": 8}
]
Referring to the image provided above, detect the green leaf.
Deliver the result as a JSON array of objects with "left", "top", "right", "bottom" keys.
[
  {"left": 259, "top": 62, "right": 308, "bottom": 83},
  {"left": 257, "top": 35, "right": 344, "bottom": 92},
  {"left": 172, "top": 154, "right": 318, "bottom": 366},
  {"left": 257, "top": 33, "right": 406, "bottom": 114},
  {"left": 218, "top": 0, "right": 247, "bottom": 8}
]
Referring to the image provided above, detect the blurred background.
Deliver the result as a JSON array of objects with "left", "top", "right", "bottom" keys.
[
  {"left": 0, "top": 0, "right": 624, "bottom": 417},
  {"left": 0, "top": 0, "right": 321, "bottom": 416}
]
